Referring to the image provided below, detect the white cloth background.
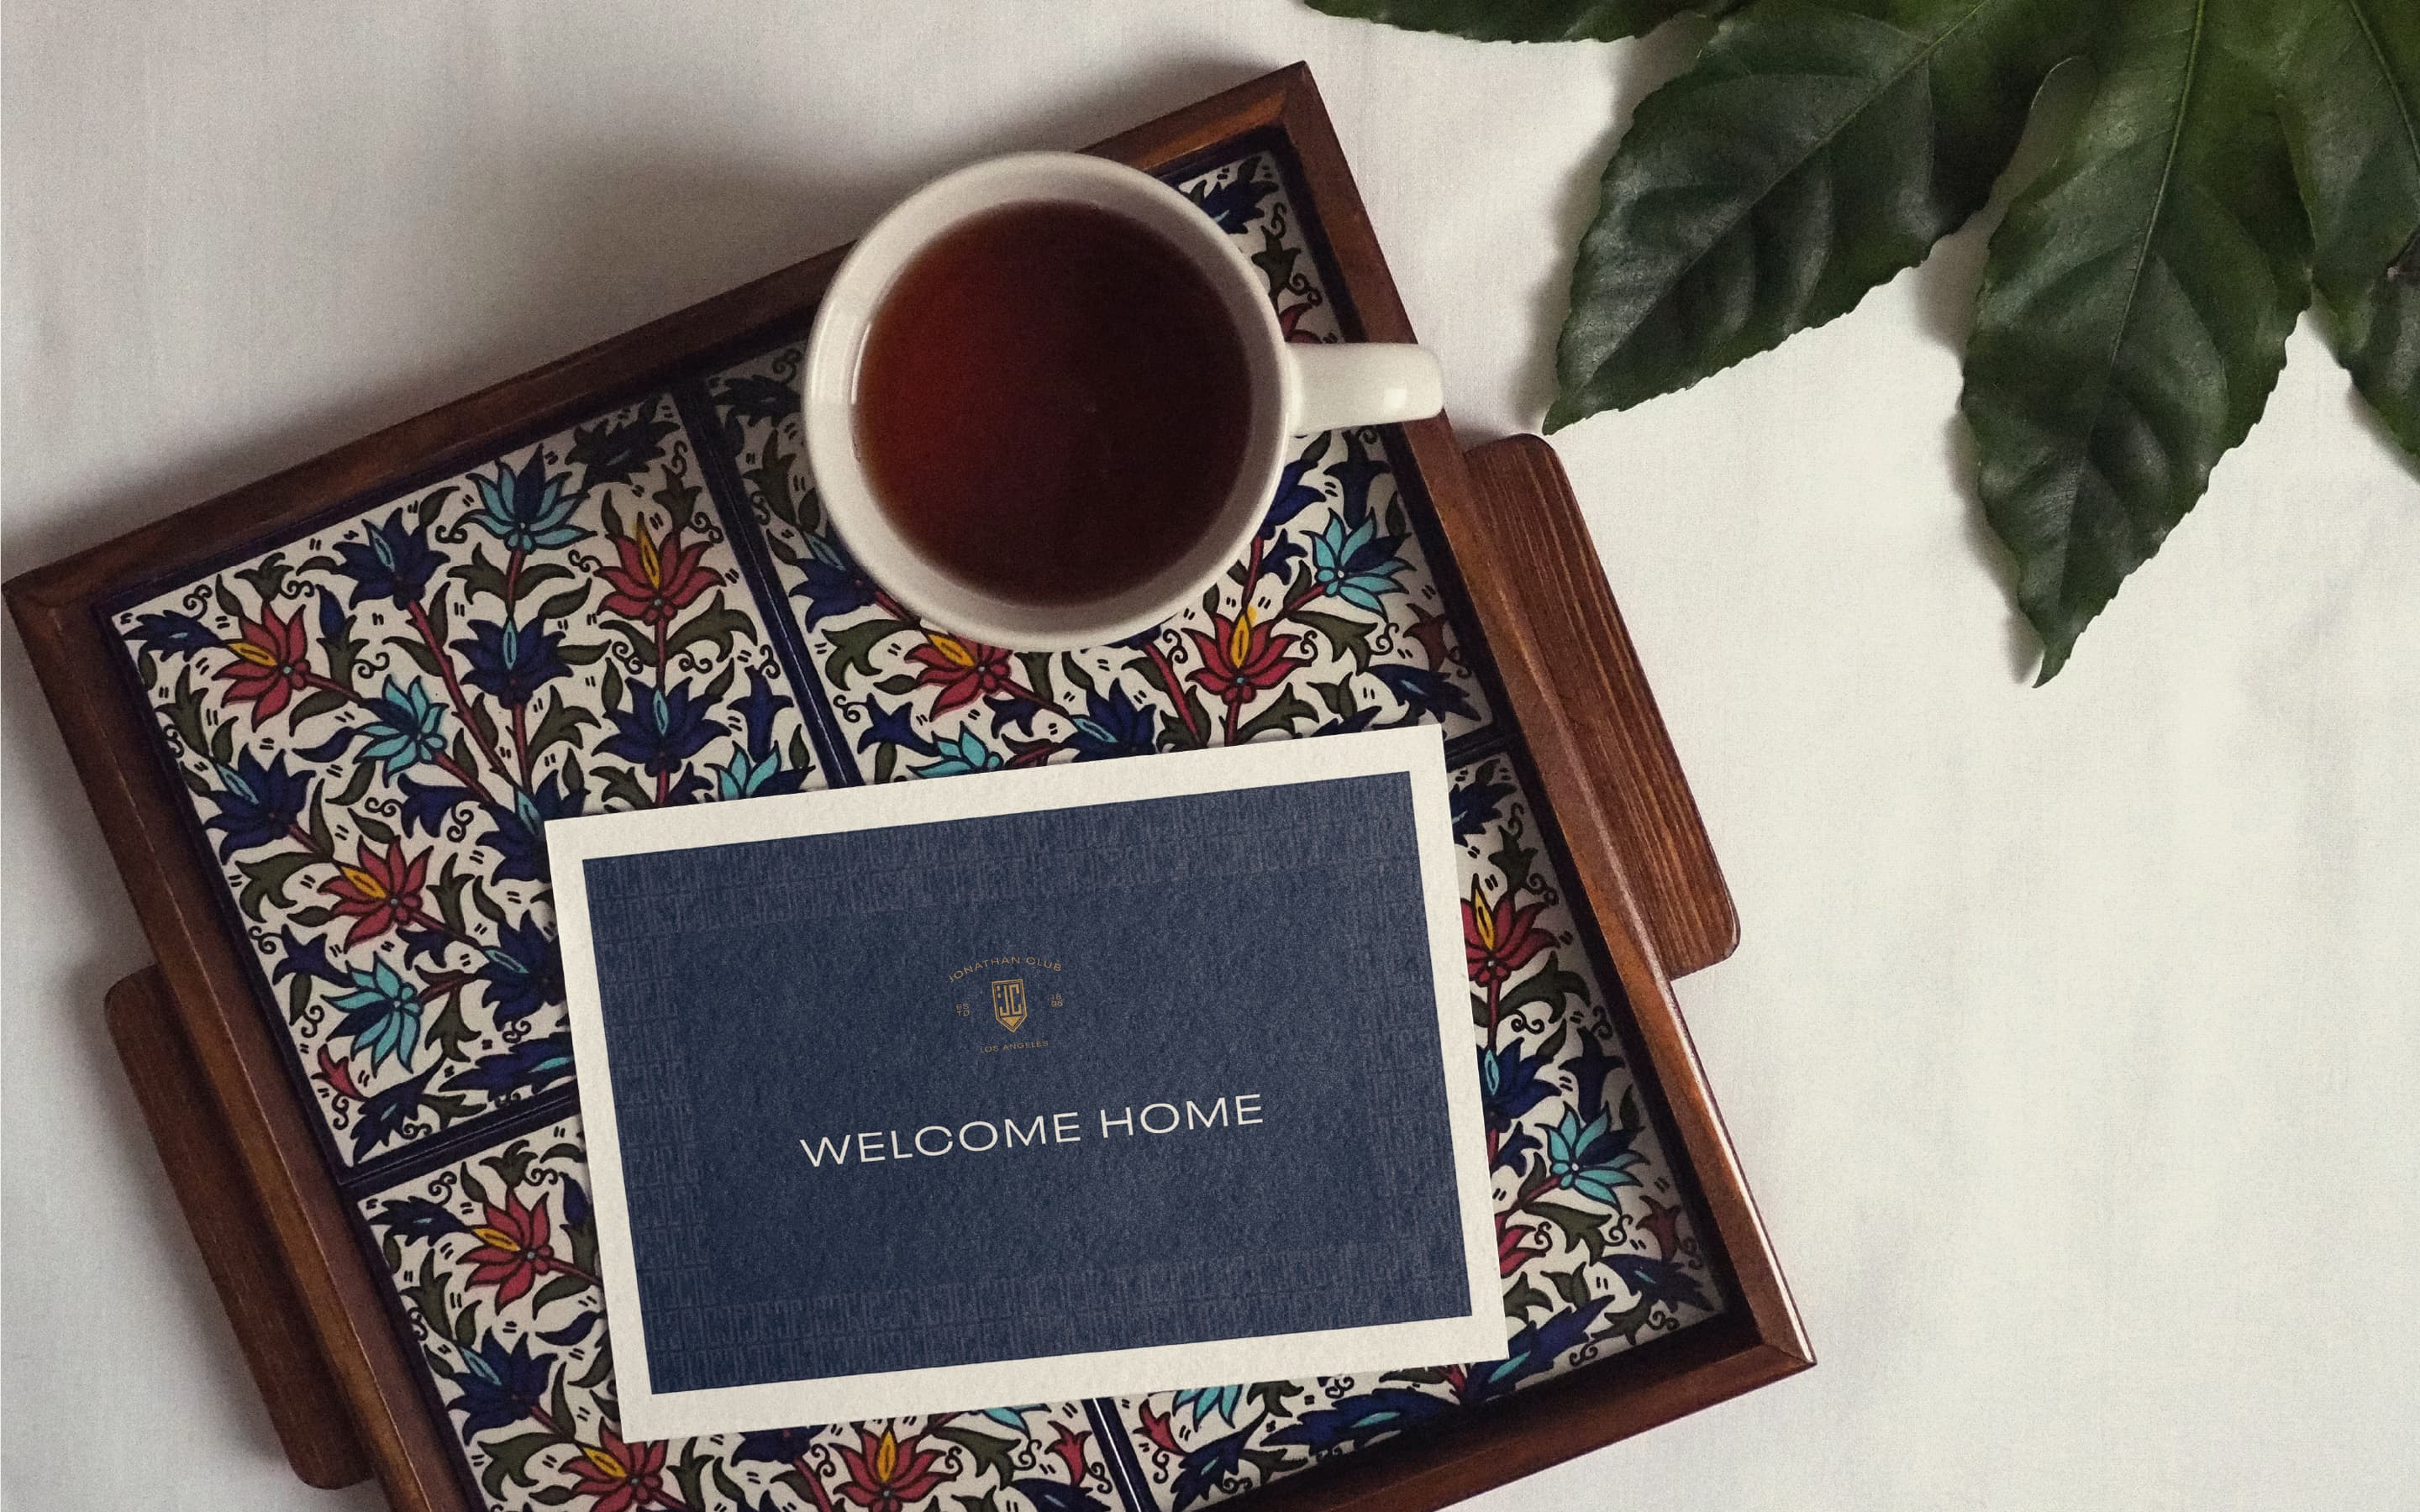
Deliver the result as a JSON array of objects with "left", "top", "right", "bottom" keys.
[{"left": 4, "top": 3, "right": 2416, "bottom": 1508}]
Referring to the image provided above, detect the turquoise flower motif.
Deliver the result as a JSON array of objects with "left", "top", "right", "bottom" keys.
[
  {"left": 1542, "top": 1107, "right": 1645, "bottom": 1205},
  {"left": 977, "top": 1405, "right": 1038, "bottom": 1432},
  {"left": 1173, "top": 1383, "right": 1244, "bottom": 1428},
  {"left": 715, "top": 748, "right": 786, "bottom": 801},
  {"left": 1311, "top": 512, "right": 1410, "bottom": 614},
  {"left": 915, "top": 730, "right": 1002, "bottom": 779},
  {"left": 471, "top": 451, "right": 587, "bottom": 555},
  {"left": 360, "top": 678, "right": 448, "bottom": 776},
  {"left": 329, "top": 957, "right": 423, "bottom": 1070}
]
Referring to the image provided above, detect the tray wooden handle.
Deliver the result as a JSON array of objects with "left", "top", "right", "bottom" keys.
[
  {"left": 106, "top": 967, "right": 373, "bottom": 1490},
  {"left": 98, "top": 433, "right": 1733, "bottom": 1496},
  {"left": 1461, "top": 435, "right": 1738, "bottom": 977}
]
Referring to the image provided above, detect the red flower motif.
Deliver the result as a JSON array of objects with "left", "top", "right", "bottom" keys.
[
  {"left": 563, "top": 1425, "right": 666, "bottom": 1512},
  {"left": 1463, "top": 881, "right": 1549, "bottom": 989},
  {"left": 835, "top": 1426, "right": 948, "bottom": 1512},
  {"left": 1498, "top": 1217, "right": 1541, "bottom": 1277},
  {"left": 1046, "top": 1422, "right": 1089, "bottom": 1487},
  {"left": 1638, "top": 1195, "right": 1686, "bottom": 1263},
  {"left": 600, "top": 517, "right": 716, "bottom": 628},
  {"left": 461, "top": 1189, "right": 557, "bottom": 1305},
  {"left": 213, "top": 606, "right": 313, "bottom": 721},
  {"left": 1186, "top": 608, "right": 1303, "bottom": 706},
  {"left": 315, "top": 1046, "right": 363, "bottom": 1101},
  {"left": 318, "top": 839, "right": 430, "bottom": 946},
  {"left": 1136, "top": 1400, "right": 1182, "bottom": 1457},
  {"left": 904, "top": 632, "right": 1012, "bottom": 713}
]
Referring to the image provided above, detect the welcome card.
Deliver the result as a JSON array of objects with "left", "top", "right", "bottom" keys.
[{"left": 550, "top": 724, "right": 1504, "bottom": 1438}]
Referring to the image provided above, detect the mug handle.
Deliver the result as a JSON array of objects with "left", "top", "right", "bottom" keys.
[{"left": 1285, "top": 343, "right": 1444, "bottom": 435}]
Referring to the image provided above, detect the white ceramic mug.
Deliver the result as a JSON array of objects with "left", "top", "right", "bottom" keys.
[{"left": 802, "top": 151, "right": 1444, "bottom": 651}]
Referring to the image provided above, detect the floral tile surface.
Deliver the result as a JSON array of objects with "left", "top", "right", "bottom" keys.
[
  {"left": 363, "top": 1118, "right": 1121, "bottom": 1512},
  {"left": 1107, "top": 754, "right": 1722, "bottom": 1512},
  {"left": 101, "top": 137, "right": 1719, "bottom": 1512},
  {"left": 113, "top": 394, "right": 826, "bottom": 1168},
  {"left": 697, "top": 150, "right": 1492, "bottom": 787}
]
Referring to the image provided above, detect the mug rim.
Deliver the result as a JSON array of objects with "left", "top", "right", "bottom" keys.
[{"left": 801, "top": 151, "right": 1296, "bottom": 653}]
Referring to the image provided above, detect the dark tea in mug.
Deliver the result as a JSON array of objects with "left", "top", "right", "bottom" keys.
[{"left": 853, "top": 200, "right": 1255, "bottom": 606}]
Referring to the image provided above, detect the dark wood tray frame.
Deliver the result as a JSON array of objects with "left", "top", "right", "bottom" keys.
[{"left": 11, "top": 63, "right": 1807, "bottom": 1512}]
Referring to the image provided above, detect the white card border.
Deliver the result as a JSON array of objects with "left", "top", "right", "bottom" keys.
[{"left": 550, "top": 723, "right": 1505, "bottom": 1440}]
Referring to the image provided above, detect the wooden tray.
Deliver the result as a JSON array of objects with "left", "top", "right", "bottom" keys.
[{"left": 12, "top": 64, "right": 1805, "bottom": 1512}]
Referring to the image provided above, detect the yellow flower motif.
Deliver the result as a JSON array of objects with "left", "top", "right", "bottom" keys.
[
  {"left": 926, "top": 633, "right": 977, "bottom": 669},
  {"left": 1227, "top": 606, "right": 1257, "bottom": 667}
]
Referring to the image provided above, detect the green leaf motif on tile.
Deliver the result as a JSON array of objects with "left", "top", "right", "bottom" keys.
[{"left": 932, "top": 1424, "right": 1019, "bottom": 1484}]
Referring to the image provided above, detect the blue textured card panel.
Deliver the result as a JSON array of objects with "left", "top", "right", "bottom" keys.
[{"left": 583, "top": 774, "right": 1470, "bottom": 1394}]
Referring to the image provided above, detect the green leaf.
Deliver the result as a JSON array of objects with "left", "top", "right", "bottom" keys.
[
  {"left": 599, "top": 764, "right": 652, "bottom": 811},
  {"left": 513, "top": 561, "right": 574, "bottom": 605},
  {"left": 528, "top": 696, "right": 599, "bottom": 764},
  {"left": 1552, "top": 0, "right": 2087, "bottom": 428},
  {"left": 530, "top": 584, "right": 592, "bottom": 624},
  {"left": 166, "top": 667, "right": 208, "bottom": 753},
  {"left": 1018, "top": 650, "right": 1056, "bottom": 706},
  {"left": 426, "top": 995, "right": 476, "bottom": 1059},
  {"left": 480, "top": 1431, "right": 562, "bottom": 1495},
  {"left": 1293, "top": 609, "right": 1375, "bottom": 672},
  {"left": 1060, "top": 654, "right": 1099, "bottom": 699},
  {"left": 1544, "top": 1264, "right": 1598, "bottom": 1310},
  {"left": 823, "top": 617, "right": 914, "bottom": 685},
  {"left": 670, "top": 1449, "right": 712, "bottom": 1512},
  {"left": 2271, "top": 0, "right": 2420, "bottom": 456},
  {"left": 484, "top": 1140, "right": 536, "bottom": 1190},
  {"left": 1497, "top": 952, "right": 1590, "bottom": 1023},
  {"left": 1502, "top": 1275, "right": 1554, "bottom": 1316},
  {"left": 233, "top": 554, "right": 291, "bottom": 606},
  {"left": 387, "top": 634, "right": 442, "bottom": 677},
  {"left": 748, "top": 437, "right": 821, "bottom": 537},
  {"left": 458, "top": 545, "right": 508, "bottom": 604},
  {"left": 1234, "top": 688, "right": 1319, "bottom": 743},
  {"left": 432, "top": 858, "right": 474, "bottom": 937},
  {"left": 404, "top": 1255, "right": 448, "bottom": 1330},
  {"left": 931, "top": 1424, "right": 1018, "bottom": 1484},
  {"left": 289, "top": 688, "right": 346, "bottom": 727},
  {"left": 236, "top": 851, "right": 318, "bottom": 920},
  {"left": 530, "top": 1272, "right": 587, "bottom": 1314},
  {"left": 352, "top": 811, "right": 397, "bottom": 847},
  {"left": 663, "top": 591, "right": 755, "bottom": 663},
  {"left": 331, "top": 758, "right": 377, "bottom": 808},
  {"left": 1307, "top": 0, "right": 1730, "bottom": 44},
  {"left": 1528, "top": 1198, "right": 1615, "bottom": 1261},
  {"left": 1962, "top": 0, "right": 2314, "bottom": 679}
]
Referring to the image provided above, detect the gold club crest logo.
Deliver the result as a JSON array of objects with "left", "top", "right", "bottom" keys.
[{"left": 990, "top": 978, "right": 1029, "bottom": 1033}]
